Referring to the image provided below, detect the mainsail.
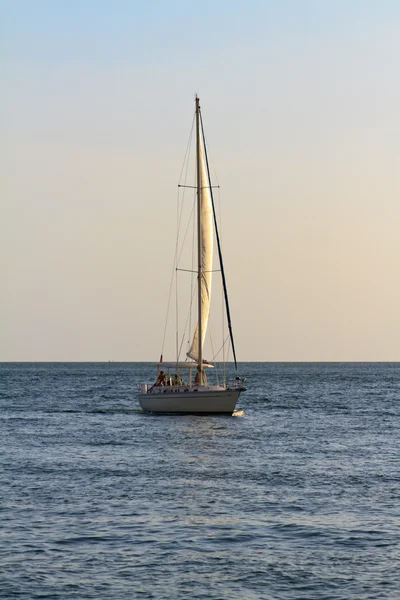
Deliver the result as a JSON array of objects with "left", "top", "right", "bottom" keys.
[{"left": 187, "top": 118, "right": 213, "bottom": 361}]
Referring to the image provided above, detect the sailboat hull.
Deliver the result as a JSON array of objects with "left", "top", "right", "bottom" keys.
[{"left": 138, "top": 389, "right": 241, "bottom": 414}]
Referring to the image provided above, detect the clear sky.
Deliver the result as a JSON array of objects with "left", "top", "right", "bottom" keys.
[{"left": 2, "top": 0, "right": 400, "bottom": 361}]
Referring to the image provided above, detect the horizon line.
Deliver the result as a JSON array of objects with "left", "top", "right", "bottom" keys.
[{"left": 1, "top": 360, "right": 399, "bottom": 364}]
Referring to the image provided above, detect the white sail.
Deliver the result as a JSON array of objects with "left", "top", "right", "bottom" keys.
[{"left": 187, "top": 126, "right": 213, "bottom": 361}]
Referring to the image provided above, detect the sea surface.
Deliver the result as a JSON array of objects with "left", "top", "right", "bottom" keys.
[{"left": 1, "top": 362, "right": 399, "bottom": 600}]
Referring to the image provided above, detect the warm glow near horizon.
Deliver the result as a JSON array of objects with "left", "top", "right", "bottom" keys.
[{"left": 3, "top": 1, "right": 400, "bottom": 361}]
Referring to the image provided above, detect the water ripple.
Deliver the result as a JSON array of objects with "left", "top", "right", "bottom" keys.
[{"left": 1, "top": 362, "right": 399, "bottom": 599}]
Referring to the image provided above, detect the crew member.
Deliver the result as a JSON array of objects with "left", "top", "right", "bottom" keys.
[{"left": 155, "top": 370, "right": 167, "bottom": 386}]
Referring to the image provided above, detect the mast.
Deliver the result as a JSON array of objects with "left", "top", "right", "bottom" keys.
[{"left": 195, "top": 95, "right": 204, "bottom": 384}]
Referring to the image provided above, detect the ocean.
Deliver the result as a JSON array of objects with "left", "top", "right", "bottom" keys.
[{"left": 1, "top": 362, "right": 399, "bottom": 599}]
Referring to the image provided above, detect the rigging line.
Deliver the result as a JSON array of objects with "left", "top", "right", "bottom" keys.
[
  {"left": 217, "top": 187, "right": 225, "bottom": 367},
  {"left": 205, "top": 140, "right": 221, "bottom": 189},
  {"left": 176, "top": 113, "right": 195, "bottom": 273},
  {"left": 176, "top": 138, "right": 194, "bottom": 265},
  {"left": 173, "top": 116, "right": 197, "bottom": 360},
  {"left": 161, "top": 250, "right": 177, "bottom": 357},
  {"left": 215, "top": 187, "right": 227, "bottom": 380},
  {"left": 175, "top": 184, "right": 185, "bottom": 364},
  {"left": 176, "top": 195, "right": 196, "bottom": 267},
  {"left": 177, "top": 331, "right": 186, "bottom": 363},
  {"left": 222, "top": 277, "right": 225, "bottom": 366},
  {"left": 176, "top": 267, "right": 221, "bottom": 274},
  {"left": 176, "top": 116, "right": 196, "bottom": 266},
  {"left": 161, "top": 116, "right": 194, "bottom": 357},
  {"left": 200, "top": 112, "right": 238, "bottom": 371},
  {"left": 209, "top": 335, "right": 231, "bottom": 364},
  {"left": 175, "top": 258, "right": 179, "bottom": 363},
  {"left": 206, "top": 179, "right": 224, "bottom": 365},
  {"left": 161, "top": 192, "right": 180, "bottom": 357},
  {"left": 178, "top": 281, "right": 198, "bottom": 360},
  {"left": 179, "top": 184, "right": 220, "bottom": 189},
  {"left": 208, "top": 331, "right": 220, "bottom": 387},
  {"left": 161, "top": 185, "right": 181, "bottom": 358},
  {"left": 179, "top": 279, "right": 197, "bottom": 360},
  {"left": 189, "top": 189, "right": 196, "bottom": 345},
  {"left": 224, "top": 337, "right": 231, "bottom": 386},
  {"left": 175, "top": 186, "right": 180, "bottom": 366},
  {"left": 178, "top": 114, "right": 195, "bottom": 184}
]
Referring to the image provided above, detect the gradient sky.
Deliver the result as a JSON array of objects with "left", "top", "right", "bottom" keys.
[{"left": 3, "top": 0, "right": 400, "bottom": 361}]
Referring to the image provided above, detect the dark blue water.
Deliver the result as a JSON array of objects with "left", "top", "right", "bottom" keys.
[{"left": 1, "top": 362, "right": 399, "bottom": 599}]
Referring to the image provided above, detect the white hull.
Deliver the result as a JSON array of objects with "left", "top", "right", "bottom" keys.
[{"left": 138, "top": 388, "right": 241, "bottom": 414}]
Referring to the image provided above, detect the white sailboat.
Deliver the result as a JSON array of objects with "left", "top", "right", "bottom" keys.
[{"left": 138, "top": 96, "right": 245, "bottom": 414}]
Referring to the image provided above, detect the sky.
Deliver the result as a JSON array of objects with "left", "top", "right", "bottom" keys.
[{"left": 2, "top": 0, "right": 400, "bottom": 361}]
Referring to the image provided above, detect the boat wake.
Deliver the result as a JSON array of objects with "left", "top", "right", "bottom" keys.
[{"left": 232, "top": 410, "right": 246, "bottom": 417}]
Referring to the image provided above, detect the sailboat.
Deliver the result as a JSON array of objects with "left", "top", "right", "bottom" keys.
[{"left": 138, "top": 96, "right": 245, "bottom": 414}]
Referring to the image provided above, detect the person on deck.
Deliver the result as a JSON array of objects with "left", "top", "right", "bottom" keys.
[
  {"left": 173, "top": 374, "right": 183, "bottom": 386},
  {"left": 155, "top": 371, "right": 167, "bottom": 386},
  {"left": 194, "top": 371, "right": 200, "bottom": 385}
]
